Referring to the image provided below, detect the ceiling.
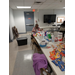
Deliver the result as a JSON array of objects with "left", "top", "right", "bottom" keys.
[{"left": 9, "top": 0, "right": 65, "bottom": 9}]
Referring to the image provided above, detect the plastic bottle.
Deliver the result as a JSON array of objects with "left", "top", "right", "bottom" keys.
[
  {"left": 47, "top": 32, "right": 51, "bottom": 39},
  {"left": 45, "top": 31, "right": 46, "bottom": 36},
  {"left": 40, "top": 31, "right": 44, "bottom": 39},
  {"left": 58, "top": 32, "right": 63, "bottom": 41},
  {"left": 51, "top": 35, "right": 54, "bottom": 42}
]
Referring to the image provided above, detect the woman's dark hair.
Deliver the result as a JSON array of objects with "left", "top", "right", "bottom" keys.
[
  {"left": 61, "top": 21, "right": 65, "bottom": 27},
  {"left": 63, "top": 21, "right": 65, "bottom": 25}
]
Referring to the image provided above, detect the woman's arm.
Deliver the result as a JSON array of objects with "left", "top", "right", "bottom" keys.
[
  {"left": 40, "top": 28, "right": 43, "bottom": 31},
  {"left": 38, "top": 27, "right": 43, "bottom": 31},
  {"left": 32, "top": 27, "right": 36, "bottom": 32}
]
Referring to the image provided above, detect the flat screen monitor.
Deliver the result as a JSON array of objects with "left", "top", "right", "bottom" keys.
[{"left": 44, "top": 14, "right": 56, "bottom": 23}]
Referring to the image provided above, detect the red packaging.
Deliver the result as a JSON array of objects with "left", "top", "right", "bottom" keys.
[
  {"left": 49, "top": 56, "right": 56, "bottom": 60},
  {"left": 60, "top": 52, "right": 65, "bottom": 57}
]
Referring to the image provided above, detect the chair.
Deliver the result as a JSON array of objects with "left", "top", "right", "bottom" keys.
[
  {"left": 51, "top": 25, "right": 57, "bottom": 34},
  {"left": 12, "top": 26, "right": 19, "bottom": 38},
  {"left": 40, "top": 68, "right": 50, "bottom": 75},
  {"left": 31, "top": 34, "right": 42, "bottom": 53},
  {"left": 33, "top": 53, "right": 51, "bottom": 75}
]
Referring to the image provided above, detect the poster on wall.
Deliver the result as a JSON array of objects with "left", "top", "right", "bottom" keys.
[{"left": 57, "top": 16, "right": 65, "bottom": 23}]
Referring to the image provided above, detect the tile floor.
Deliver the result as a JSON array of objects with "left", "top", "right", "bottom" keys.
[
  {"left": 12, "top": 50, "right": 35, "bottom": 75},
  {"left": 9, "top": 32, "right": 34, "bottom": 75},
  {"left": 9, "top": 32, "right": 55, "bottom": 75}
]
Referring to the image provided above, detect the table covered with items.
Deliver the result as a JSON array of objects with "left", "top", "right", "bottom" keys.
[{"left": 32, "top": 30, "right": 65, "bottom": 75}]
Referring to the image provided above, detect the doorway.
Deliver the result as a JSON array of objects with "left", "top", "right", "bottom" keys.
[{"left": 24, "top": 12, "right": 34, "bottom": 32}]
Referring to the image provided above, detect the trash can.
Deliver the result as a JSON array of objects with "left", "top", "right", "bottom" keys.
[{"left": 16, "top": 37, "right": 27, "bottom": 46}]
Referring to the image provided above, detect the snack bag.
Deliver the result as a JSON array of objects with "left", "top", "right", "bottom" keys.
[
  {"left": 50, "top": 52, "right": 55, "bottom": 56},
  {"left": 49, "top": 56, "right": 56, "bottom": 60},
  {"left": 61, "top": 51, "right": 65, "bottom": 54},
  {"left": 49, "top": 53, "right": 56, "bottom": 60},
  {"left": 58, "top": 61, "right": 65, "bottom": 71},
  {"left": 55, "top": 53, "right": 60, "bottom": 59},
  {"left": 50, "top": 49, "right": 55, "bottom": 55},
  {"left": 52, "top": 45, "right": 55, "bottom": 48},
  {"left": 52, "top": 58, "right": 61, "bottom": 66},
  {"left": 57, "top": 49, "right": 61, "bottom": 52},
  {"left": 60, "top": 52, "right": 65, "bottom": 57}
]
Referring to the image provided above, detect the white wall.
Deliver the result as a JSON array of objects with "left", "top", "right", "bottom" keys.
[
  {"left": 34, "top": 9, "right": 65, "bottom": 27},
  {"left": 54, "top": 9, "right": 65, "bottom": 25},
  {"left": 35, "top": 9, "right": 54, "bottom": 26},
  {"left": 13, "top": 9, "right": 33, "bottom": 33},
  {"left": 13, "top": 9, "right": 65, "bottom": 33},
  {"left": 9, "top": 7, "right": 15, "bottom": 40}
]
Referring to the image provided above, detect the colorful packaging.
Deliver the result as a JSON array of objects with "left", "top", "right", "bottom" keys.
[
  {"left": 60, "top": 52, "right": 65, "bottom": 57},
  {"left": 52, "top": 58, "right": 61, "bottom": 66},
  {"left": 50, "top": 52, "right": 55, "bottom": 56},
  {"left": 55, "top": 53, "right": 60, "bottom": 59},
  {"left": 61, "top": 51, "right": 65, "bottom": 54},
  {"left": 58, "top": 61, "right": 65, "bottom": 71},
  {"left": 49, "top": 56, "right": 56, "bottom": 60}
]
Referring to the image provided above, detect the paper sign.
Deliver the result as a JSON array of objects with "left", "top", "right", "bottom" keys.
[{"left": 28, "top": 18, "right": 31, "bottom": 19}]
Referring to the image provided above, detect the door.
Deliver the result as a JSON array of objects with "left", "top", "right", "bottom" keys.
[{"left": 24, "top": 12, "right": 34, "bottom": 32}]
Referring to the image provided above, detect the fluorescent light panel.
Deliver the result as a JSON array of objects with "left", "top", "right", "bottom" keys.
[{"left": 17, "top": 6, "right": 31, "bottom": 8}]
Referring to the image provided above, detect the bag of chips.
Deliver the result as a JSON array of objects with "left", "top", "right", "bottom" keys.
[
  {"left": 52, "top": 58, "right": 61, "bottom": 66},
  {"left": 58, "top": 61, "right": 65, "bottom": 71}
]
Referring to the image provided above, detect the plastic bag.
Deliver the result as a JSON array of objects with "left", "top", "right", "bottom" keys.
[
  {"left": 58, "top": 61, "right": 65, "bottom": 71},
  {"left": 61, "top": 51, "right": 65, "bottom": 54},
  {"left": 49, "top": 56, "right": 56, "bottom": 60},
  {"left": 52, "top": 58, "right": 61, "bottom": 66},
  {"left": 60, "top": 52, "right": 65, "bottom": 57}
]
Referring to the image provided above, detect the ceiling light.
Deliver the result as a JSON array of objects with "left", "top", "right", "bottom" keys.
[{"left": 17, "top": 6, "right": 31, "bottom": 8}]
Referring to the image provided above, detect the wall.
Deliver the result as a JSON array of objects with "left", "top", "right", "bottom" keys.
[
  {"left": 13, "top": 9, "right": 65, "bottom": 33},
  {"left": 13, "top": 9, "right": 33, "bottom": 33},
  {"left": 35, "top": 9, "right": 54, "bottom": 26},
  {"left": 9, "top": 7, "right": 15, "bottom": 40},
  {"left": 34, "top": 9, "right": 65, "bottom": 27},
  {"left": 54, "top": 9, "right": 65, "bottom": 25}
]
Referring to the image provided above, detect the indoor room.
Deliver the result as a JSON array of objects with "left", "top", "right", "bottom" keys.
[{"left": 9, "top": 0, "right": 65, "bottom": 75}]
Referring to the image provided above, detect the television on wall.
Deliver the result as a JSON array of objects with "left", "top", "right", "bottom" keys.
[{"left": 44, "top": 14, "right": 56, "bottom": 23}]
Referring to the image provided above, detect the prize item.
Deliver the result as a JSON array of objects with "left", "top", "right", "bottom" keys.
[
  {"left": 49, "top": 56, "right": 56, "bottom": 60},
  {"left": 38, "top": 31, "right": 40, "bottom": 34},
  {"left": 57, "top": 49, "right": 61, "bottom": 52},
  {"left": 46, "top": 46, "right": 51, "bottom": 48},
  {"left": 55, "top": 53, "right": 60, "bottom": 59},
  {"left": 58, "top": 32, "right": 63, "bottom": 41},
  {"left": 51, "top": 35, "right": 54, "bottom": 42},
  {"left": 60, "top": 52, "right": 65, "bottom": 57},
  {"left": 45, "top": 31, "right": 47, "bottom": 36},
  {"left": 34, "top": 33, "right": 38, "bottom": 37},
  {"left": 61, "top": 51, "right": 65, "bottom": 54},
  {"left": 55, "top": 37, "right": 58, "bottom": 42},
  {"left": 50, "top": 52, "right": 55, "bottom": 56},
  {"left": 58, "top": 61, "right": 65, "bottom": 71},
  {"left": 48, "top": 34, "right": 51, "bottom": 39},
  {"left": 48, "top": 39, "right": 52, "bottom": 42},
  {"left": 52, "top": 45, "right": 57, "bottom": 49},
  {"left": 52, "top": 58, "right": 61, "bottom": 66},
  {"left": 39, "top": 40, "right": 47, "bottom": 47}
]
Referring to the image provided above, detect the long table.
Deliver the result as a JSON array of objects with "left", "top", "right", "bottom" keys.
[{"left": 34, "top": 36, "right": 65, "bottom": 75}]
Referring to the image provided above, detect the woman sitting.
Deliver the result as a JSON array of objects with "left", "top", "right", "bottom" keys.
[{"left": 32, "top": 24, "right": 43, "bottom": 34}]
